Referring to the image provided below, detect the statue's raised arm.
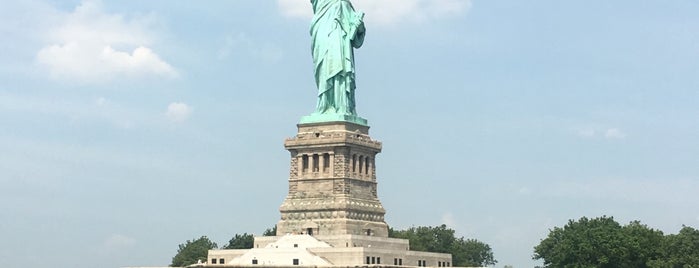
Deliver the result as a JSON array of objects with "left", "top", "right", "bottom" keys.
[{"left": 308, "top": 0, "right": 366, "bottom": 122}]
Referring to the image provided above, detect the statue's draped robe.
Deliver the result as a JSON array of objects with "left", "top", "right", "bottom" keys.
[{"left": 311, "top": 0, "right": 365, "bottom": 115}]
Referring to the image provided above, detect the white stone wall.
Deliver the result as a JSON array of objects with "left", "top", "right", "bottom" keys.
[{"left": 206, "top": 235, "right": 452, "bottom": 268}]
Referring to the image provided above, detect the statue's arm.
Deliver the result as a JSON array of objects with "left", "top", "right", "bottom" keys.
[{"left": 349, "top": 11, "right": 365, "bottom": 47}]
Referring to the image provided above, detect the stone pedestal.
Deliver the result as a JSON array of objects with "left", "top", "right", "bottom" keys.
[
  {"left": 203, "top": 121, "right": 454, "bottom": 268},
  {"left": 277, "top": 121, "right": 388, "bottom": 237}
]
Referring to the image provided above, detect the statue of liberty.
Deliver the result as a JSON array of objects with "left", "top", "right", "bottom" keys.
[{"left": 309, "top": 0, "right": 365, "bottom": 118}]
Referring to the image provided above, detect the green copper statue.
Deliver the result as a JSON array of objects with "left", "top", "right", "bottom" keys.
[{"left": 301, "top": 0, "right": 367, "bottom": 125}]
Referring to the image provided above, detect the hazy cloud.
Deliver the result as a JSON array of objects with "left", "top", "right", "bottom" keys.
[
  {"left": 546, "top": 178, "right": 698, "bottom": 206},
  {"left": 278, "top": 0, "right": 472, "bottom": 27},
  {"left": 218, "top": 33, "right": 283, "bottom": 62},
  {"left": 91, "top": 97, "right": 135, "bottom": 128},
  {"left": 604, "top": 128, "right": 627, "bottom": 139},
  {"left": 277, "top": 0, "right": 310, "bottom": 19},
  {"left": 166, "top": 102, "right": 192, "bottom": 123},
  {"left": 441, "top": 212, "right": 457, "bottom": 227},
  {"left": 103, "top": 234, "right": 136, "bottom": 249},
  {"left": 576, "top": 126, "right": 627, "bottom": 140},
  {"left": 577, "top": 128, "right": 597, "bottom": 138},
  {"left": 36, "top": 0, "right": 176, "bottom": 83},
  {"left": 518, "top": 187, "right": 532, "bottom": 195},
  {"left": 95, "top": 97, "right": 108, "bottom": 106},
  {"left": 0, "top": 93, "right": 136, "bottom": 129}
]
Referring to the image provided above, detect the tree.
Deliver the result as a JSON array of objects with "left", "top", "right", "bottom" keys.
[
  {"left": 454, "top": 238, "right": 497, "bottom": 267},
  {"left": 667, "top": 226, "right": 699, "bottom": 267},
  {"left": 622, "top": 221, "right": 664, "bottom": 267},
  {"left": 222, "top": 233, "right": 254, "bottom": 249},
  {"left": 222, "top": 226, "right": 276, "bottom": 249},
  {"left": 535, "top": 216, "right": 626, "bottom": 267},
  {"left": 171, "top": 236, "right": 218, "bottom": 267},
  {"left": 390, "top": 225, "right": 455, "bottom": 253},
  {"left": 263, "top": 225, "right": 277, "bottom": 236},
  {"left": 533, "top": 216, "right": 665, "bottom": 268},
  {"left": 390, "top": 224, "right": 497, "bottom": 267},
  {"left": 649, "top": 225, "right": 699, "bottom": 268}
]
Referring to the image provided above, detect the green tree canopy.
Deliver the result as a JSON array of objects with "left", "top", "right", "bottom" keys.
[
  {"left": 535, "top": 216, "right": 630, "bottom": 267},
  {"left": 171, "top": 236, "right": 218, "bottom": 267},
  {"left": 532, "top": 216, "right": 695, "bottom": 268},
  {"left": 648, "top": 225, "right": 699, "bottom": 268},
  {"left": 390, "top": 224, "right": 497, "bottom": 267},
  {"left": 263, "top": 225, "right": 277, "bottom": 236},
  {"left": 454, "top": 238, "right": 497, "bottom": 267},
  {"left": 623, "top": 221, "right": 665, "bottom": 267},
  {"left": 222, "top": 233, "right": 254, "bottom": 249}
]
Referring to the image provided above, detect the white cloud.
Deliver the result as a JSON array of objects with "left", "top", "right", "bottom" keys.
[
  {"left": 576, "top": 126, "right": 627, "bottom": 140},
  {"left": 546, "top": 178, "right": 699, "bottom": 206},
  {"left": 95, "top": 97, "right": 108, "bottom": 106},
  {"left": 166, "top": 102, "right": 192, "bottom": 123},
  {"left": 278, "top": 0, "right": 472, "bottom": 27},
  {"left": 441, "top": 212, "right": 457, "bottom": 227},
  {"left": 103, "top": 234, "right": 136, "bottom": 249},
  {"left": 0, "top": 93, "right": 137, "bottom": 129},
  {"left": 218, "top": 33, "right": 283, "bottom": 63},
  {"left": 278, "top": 0, "right": 312, "bottom": 19},
  {"left": 36, "top": 0, "right": 176, "bottom": 83},
  {"left": 604, "top": 128, "right": 627, "bottom": 139},
  {"left": 577, "top": 128, "right": 597, "bottom": 138},
  {"left": 518, "top": 187, "right": 532, "bottom": 195}
]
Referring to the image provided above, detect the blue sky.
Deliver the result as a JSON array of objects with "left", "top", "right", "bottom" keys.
[{"left": 1, "top": 0, "right": 698, "bottom": 267}]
